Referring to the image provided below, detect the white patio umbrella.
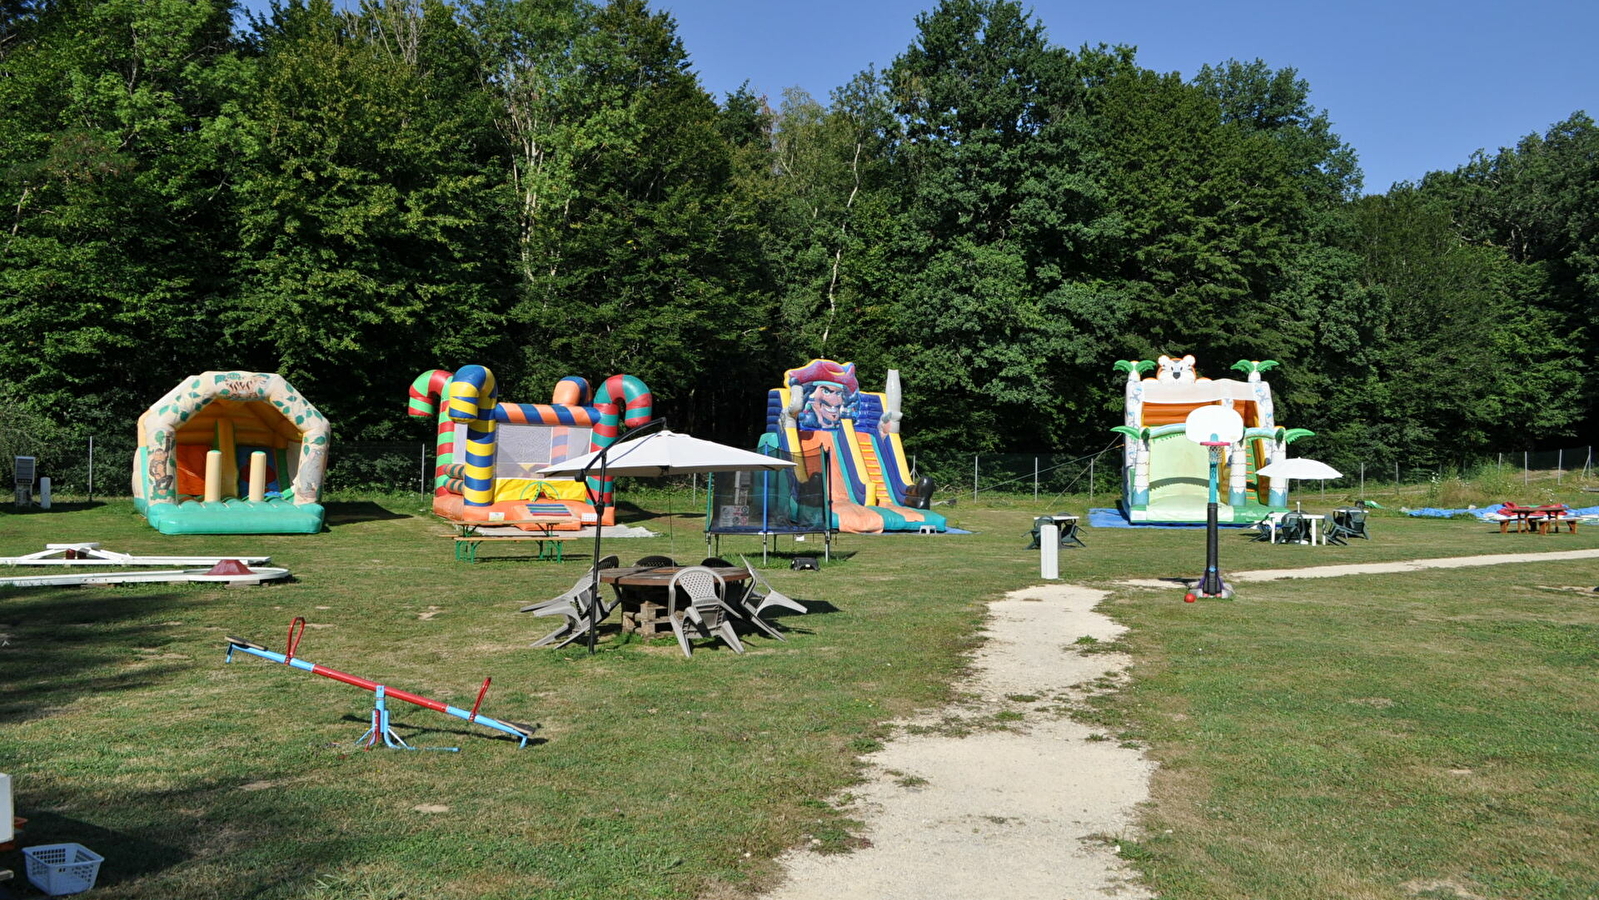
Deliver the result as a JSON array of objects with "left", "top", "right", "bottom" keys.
[
  {"left": 538, "top": 429, "right": 796, "bottom": 478},
  {"left": 537, "top": 424, "right": 795, "bottom": 653},
  {"left": 1257, "top": 458, "right": 1343, "bottom": 511},
  {"left": 1256, "top": 458, "right": 1342, "bottom": 481}
]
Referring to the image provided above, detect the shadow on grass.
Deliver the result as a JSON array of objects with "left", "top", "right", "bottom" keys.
[
  {"left": 15, "top": 809, "right": 186, "bottom": 886},
  {"left": 323, "top": 501, "right": 413, "bottom": 526},
  {"left": 15, "top": 779, "right": 392, "bottom": 897},
  {"left": 333, "top": 713, "right": 548, "bottom": 749},
  {"left": 713, "top": 549, "right": 856, "bottom": 567},
  {"left": 0, "top": 589, "right": 198, "bottom": 726},
  {"left": 0, "top": 500, "right": 109, "bottom": 516}
]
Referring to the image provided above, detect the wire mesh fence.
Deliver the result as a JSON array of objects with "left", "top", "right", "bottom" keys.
[
  {"left": 909, "top": 444, "right": 1599, "bottom": 504},
  {"left": 8, "top": 439, "right": 1597, "bottom": 505}
]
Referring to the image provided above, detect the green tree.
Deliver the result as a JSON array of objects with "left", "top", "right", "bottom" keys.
[
  {"left": 233, "top": 0, "right": 513, "bottom": 437},
  {"left": 1093, "top": 65, "right": 1306, "bottom": 362},
  {"left": 500, "top": 0, "right": 772, "bottom": 440},
  {"left": 1337, "top": 188, "right": 1581, "bottom": 467},
  {"left": 1194, "top": 58, "right": 1362, "bottom": 203},
  {"left": 764, "top": 74, "right": 901, "bottom": 372},
  {"left": 1423, "top": 112, "right": 1598, "bottom": 441},
  {"left": 882, "top": 0, "right": 1116, "bottom": 452},
  {"left": 0, "top": 0, "right": 245, "bottom": 445}
]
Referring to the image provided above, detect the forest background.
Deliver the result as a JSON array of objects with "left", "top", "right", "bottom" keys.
[{"left": 1, "top": 0, "right": 1594, "bottom": 489}]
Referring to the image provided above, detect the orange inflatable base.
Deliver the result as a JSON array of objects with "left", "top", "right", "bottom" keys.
[{"left": 432, "top": 494, "right": 610, "bottom": 530}]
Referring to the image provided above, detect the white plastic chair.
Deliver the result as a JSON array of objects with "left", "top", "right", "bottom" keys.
[
  {"left": 666, "top": 566, "right": 744, "bottom": 658},
  {"left": 737, "top": 555, "right": 807, "bottom": 641},
  {"left": 521, "top": 556, "right": 619, "bottom": 647}
]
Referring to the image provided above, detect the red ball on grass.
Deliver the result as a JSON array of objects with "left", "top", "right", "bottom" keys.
[{"left": 1183, "top": 593, "right": 1197, "bottom": 603}]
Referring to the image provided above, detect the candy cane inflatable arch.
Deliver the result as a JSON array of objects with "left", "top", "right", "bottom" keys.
[{"left": 409, "top": 366, "right": 653, "bottom": 524}]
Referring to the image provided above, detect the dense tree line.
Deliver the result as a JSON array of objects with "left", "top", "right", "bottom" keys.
[{"left": 2, "top": 0, "right": 1592, "bottom": 484}]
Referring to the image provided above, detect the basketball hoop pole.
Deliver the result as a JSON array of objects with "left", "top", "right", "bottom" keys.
[
  {"left": 1184, "top": 406, "right": 1242, "bottom": 601},
  {"left": 1200, "top": 440, "right": 1231, "bottom": 598}
]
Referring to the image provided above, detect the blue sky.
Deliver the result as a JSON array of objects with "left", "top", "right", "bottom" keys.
[{"left": 239, "top": 0, "right": 1597, "bottom": 195}]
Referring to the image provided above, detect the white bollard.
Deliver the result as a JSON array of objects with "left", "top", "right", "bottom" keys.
[
  {"left": 0, "top": 772, "right": 12, "bottom": 843},
  {"left": 38, "top": 476, "right": 51, "bottom": 510},
  {"left": 1040, "top": 523, "right": 1059, "bottom": 579}
]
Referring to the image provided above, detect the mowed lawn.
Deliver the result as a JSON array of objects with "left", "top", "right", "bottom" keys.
[{"left": 1, "top": 494, "right": 1595, "bottom": 899}]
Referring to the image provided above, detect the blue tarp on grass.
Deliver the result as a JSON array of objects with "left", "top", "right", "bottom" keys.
[{"left": 1089, "top": 507, "right": 1253, "bottom": 529}]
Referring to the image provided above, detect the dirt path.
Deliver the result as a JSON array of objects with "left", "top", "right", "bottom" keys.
[
  {"left": 762, "top": 582, "right": 1154, "bottom": 900},
  {"left": 759, "top": 549, "right": 1599, "bottom": 900}
]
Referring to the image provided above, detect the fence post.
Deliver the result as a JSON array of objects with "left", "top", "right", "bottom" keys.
[
  {"left": 1033, "top": 457, "right": 1038, "bottom": 501},
  {"left": 973, "top": 455, "right": 979, "bottom": 500},
  {"left": 419, "top": 442, "right": 427, "bottom": 496},
  {"left": 1558, "top": 448, "right": 1563, "bottom": 483},
  {"left": 1524, "top": 451, "right": 1528, "bottom": 485},
  {"left": 1089, "top": 457, "right": 1095, "bottom": 505},
  {"left": 1359, "top": 462, "right": 1364, "bottom": 500},
  {"left": 88, "top": 435, "right": 95, "bottom": 503},
  {"left": 1395, "top": 462, "right": 1399, "bottom": 486}
]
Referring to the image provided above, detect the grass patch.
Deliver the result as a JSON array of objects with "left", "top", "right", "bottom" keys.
[
  {"left": 1105, "top": 558, "right": 1599, "bottom": 900},
  {"left": 0, "top": 497, "right": 1011, "bottom": 898},
  {"left": 2, "top": 485, "right": 1596, "bottom": 897}
]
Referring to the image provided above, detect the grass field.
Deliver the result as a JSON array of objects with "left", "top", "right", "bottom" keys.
[{"left": 1, "top": 485, "right": 1596, "bottom": 899}]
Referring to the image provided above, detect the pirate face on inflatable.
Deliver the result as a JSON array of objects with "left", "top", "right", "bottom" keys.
[{"left": 788, "top": 359, "right": 860, "bottom": 431}]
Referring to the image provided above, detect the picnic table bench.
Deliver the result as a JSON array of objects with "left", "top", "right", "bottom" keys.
[
  {"left": 452, "top": 532, "right": 581, "bottom": 563},
  {"left": 443, "top": 511, "right": 584, "bottom": 562}
]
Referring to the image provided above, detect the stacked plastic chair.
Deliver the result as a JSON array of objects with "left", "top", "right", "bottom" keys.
[{"left": 665, "top": 566, "right": 744, "bottom": 658}]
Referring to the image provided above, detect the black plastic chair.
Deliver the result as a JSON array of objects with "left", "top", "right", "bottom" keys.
[
  {"left": 1058, "top": 518, "right": 1087, "bottom": 548},
  {"left": 1328, "top": 508, "right": 1369, "bottom": 543},
  {"left": 700, "top": 557, "right": 734, "bottom": 568},
  {"left": 635, "top": 555, "right": 676, "bottom": 568},
  {"left": 1277, "top": 512, "right": 1310, "bottom": 544},
  {"left": 1026, "top": 515, "right": 1085, "bottom": 549}
]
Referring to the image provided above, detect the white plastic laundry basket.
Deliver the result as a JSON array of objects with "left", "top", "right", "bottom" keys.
[{"left": 23, "top": 843, "right": 103, "bottom": 896}]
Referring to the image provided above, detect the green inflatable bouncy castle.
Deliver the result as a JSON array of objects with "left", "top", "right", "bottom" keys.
[{"left": 133, "top": 372, "right": 328, "bottom": 535}]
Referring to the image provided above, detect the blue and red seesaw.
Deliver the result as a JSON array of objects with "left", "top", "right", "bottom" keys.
[{"left": 225, "top": 617, "right": 537, "bottom": 751}]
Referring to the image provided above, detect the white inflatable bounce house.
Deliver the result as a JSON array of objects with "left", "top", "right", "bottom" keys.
[{"left": 1112, "top": 355, "right": 1312, "bottom": 524}]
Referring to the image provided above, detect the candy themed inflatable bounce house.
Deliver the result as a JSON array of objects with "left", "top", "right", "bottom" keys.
[
  {"left": 133, "top": 372, "right": 329, "bottom": 534},
  {"left": 1112, "top": 356, "right": 1312, "bottom": 524},
  {"left": 408, "top": 366, "right": 652, "bottom": 529},
  {"left": 759, "top": 359, "right": 945, "bottom": 534}
]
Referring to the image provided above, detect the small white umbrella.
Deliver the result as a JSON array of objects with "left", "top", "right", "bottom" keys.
[
  {"left": 1257, "top": 458, "right": 1342, "bottom": 512},
  {"left": 1256, "top": 458, "right": 1342, "bottom": 481},
  {"left": 537, "top": 425, "right": 795, "bottom": 654},
  {"left": 538, "top": 429, "right": 796, "bottom": 478}
]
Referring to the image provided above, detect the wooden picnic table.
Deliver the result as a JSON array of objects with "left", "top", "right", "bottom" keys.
[
  {"left": 1495, "top": 504, "right": 1577, "bottom": 534},
  {"left": 445, "top": 515, "right": 583, "bottom": 562},
  {"left": 598, "top": 566, "right": 752, "bottom": 636}
]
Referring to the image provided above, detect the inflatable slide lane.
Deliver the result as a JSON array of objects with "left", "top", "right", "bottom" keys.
[{"left": 764, "top": 359, "right": 945, "bottom": 534}]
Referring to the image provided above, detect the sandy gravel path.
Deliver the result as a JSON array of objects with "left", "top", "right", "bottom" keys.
[
  {"left": 1121, "top": 547, "right": 1599, "bottom": 589},
  {"left": 760, "top": 548, "right": 1599, "bottom": 900},
  {"left": 763, "top": 583, "right": 1154, "bottom": 900}
]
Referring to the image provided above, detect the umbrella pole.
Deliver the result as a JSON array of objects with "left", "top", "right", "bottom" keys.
[
  {"left": 587, "top": 451, "right": 607, "bottom": 656},
  {"left": 575, "top": 417, "right": 669, "bottom": 656}
]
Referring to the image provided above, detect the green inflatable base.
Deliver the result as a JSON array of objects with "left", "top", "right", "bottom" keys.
[
  {"left": 138, "top": 498, "right": 326, "bottom": 535},
  {"left": 1122, "top": 499, "right": 1279, "bottom": 525}
]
